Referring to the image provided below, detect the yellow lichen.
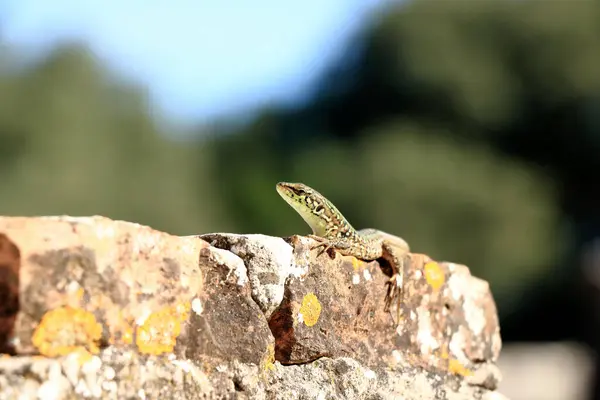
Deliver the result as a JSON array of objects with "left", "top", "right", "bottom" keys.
[
  {"left": 136, "top": 302, "right": 191, "bottom": 355},
  {"left": 448, "top": 359, "right": 473, "bottom": 376},
  {"left": 121, "top": 325, "right": 134, "bottom": 345},
  {"left": 258, "top": 344, "right": 277, "bottom": 383},
  {"left": 298, "top": 293, "right": 322, "bottom": 327},
  {"left": 32, "top": 306, "right": 103, "bottom": 357},
  {"left": 263, "top": 344, "right": 276, "bottom": 372},
  {"left": 424, "top": 262, "right": 445, "bottom": 291},
  {"left": 351, "top": 258, "right": 362, "bottom": 271},
  {"left": 74, "top": 287, "right": 85, "bottom": 303}
]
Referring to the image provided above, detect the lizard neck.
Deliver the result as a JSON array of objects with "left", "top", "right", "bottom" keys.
[
  {"left": 319, "top": 196, "right": 357, "bottom": 239},
  {"left": 277, "top": 183, "right": 356, "bottom": 239}
]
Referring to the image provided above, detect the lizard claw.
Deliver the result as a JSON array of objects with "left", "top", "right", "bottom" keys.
[{"left": 307, "top": 235, "right": 336, "bottom": 259}]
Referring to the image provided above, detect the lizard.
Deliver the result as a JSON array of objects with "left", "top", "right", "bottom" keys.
[{"left": 276, "top": 181, "right": 410, "bottom": 323}]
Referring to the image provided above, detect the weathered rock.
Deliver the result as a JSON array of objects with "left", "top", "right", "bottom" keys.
[
  {"left": 259, "top": 234, "right": 501, "bottom": 376},
  {"left": 0, "top": 216, "right": 507, "bottom": 399}
]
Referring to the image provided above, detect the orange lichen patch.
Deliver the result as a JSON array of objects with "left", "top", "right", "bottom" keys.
[
  {"left": 69, "top": 346, "right": 94, "bottom": 365},
  {"left": 136, "top": 302, "right": 191, "bottom": 355},
  {"left": 448, "top": 358, "right": 473, "bottom": 376},
  {"left": 298, "top": 293, "right": 322, "bottom": 327},
  {"left": 433, "top": 347, "right": 473, "bottom": 377},
  {"left": 424, "top": 262, "right": 445, "bottom": 291},
  {"left": 32, "top": 306, "right": 103, "bottom": 357}
]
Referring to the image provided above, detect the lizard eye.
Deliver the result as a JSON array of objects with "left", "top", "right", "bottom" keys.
[{"left": 314, "top": 205, "right": 323, "bottom": 214}]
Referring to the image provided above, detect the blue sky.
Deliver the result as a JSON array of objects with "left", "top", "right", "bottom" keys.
[{"left": 2, "top": 0, "right": 396, "bottom": 125}]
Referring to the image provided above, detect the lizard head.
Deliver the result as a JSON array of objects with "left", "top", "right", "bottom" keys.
[{"left": 276, "top": 182, "right": 331, "bottom": 236}]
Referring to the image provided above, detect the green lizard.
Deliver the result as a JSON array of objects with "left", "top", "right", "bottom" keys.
[{"left": 276, "top": 181, "right": 410, "bottom": 322}]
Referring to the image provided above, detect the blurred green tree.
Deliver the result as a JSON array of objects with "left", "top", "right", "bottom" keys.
[{"left": 0, "top": 44, "right": 230, "bottom": 235}]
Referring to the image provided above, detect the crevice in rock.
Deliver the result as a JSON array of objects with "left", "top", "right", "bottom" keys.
[
  {"left": 200, "top": 233, "right": 296, "bottom": 323},
  {"left": 278, "top": 353, "right": 333, "bottom": 366},
  {"left": 0, "top": 233, "right": 20, "bottom": 355},
  {"left": 232, "top": 377, "right": 244, "bottom": 392},
  {"left": 267, "top": 285, "right": 296, "bottom": 364}
]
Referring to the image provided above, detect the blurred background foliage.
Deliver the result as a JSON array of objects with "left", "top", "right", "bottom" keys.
[{"left": 2, "top": 0, "right": 600, "bottom": 352}]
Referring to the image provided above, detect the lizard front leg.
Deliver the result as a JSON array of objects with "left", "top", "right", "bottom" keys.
[{"left": 307, "top": 235, "right": 352, "bottom": 258}]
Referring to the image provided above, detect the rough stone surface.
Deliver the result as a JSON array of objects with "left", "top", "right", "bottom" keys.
[
  {"left": 0, "top": 216, "right": 507, "bottom": 399},
  {"left": 200, "top": 233, "right": 301, "bottom": 318}
]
